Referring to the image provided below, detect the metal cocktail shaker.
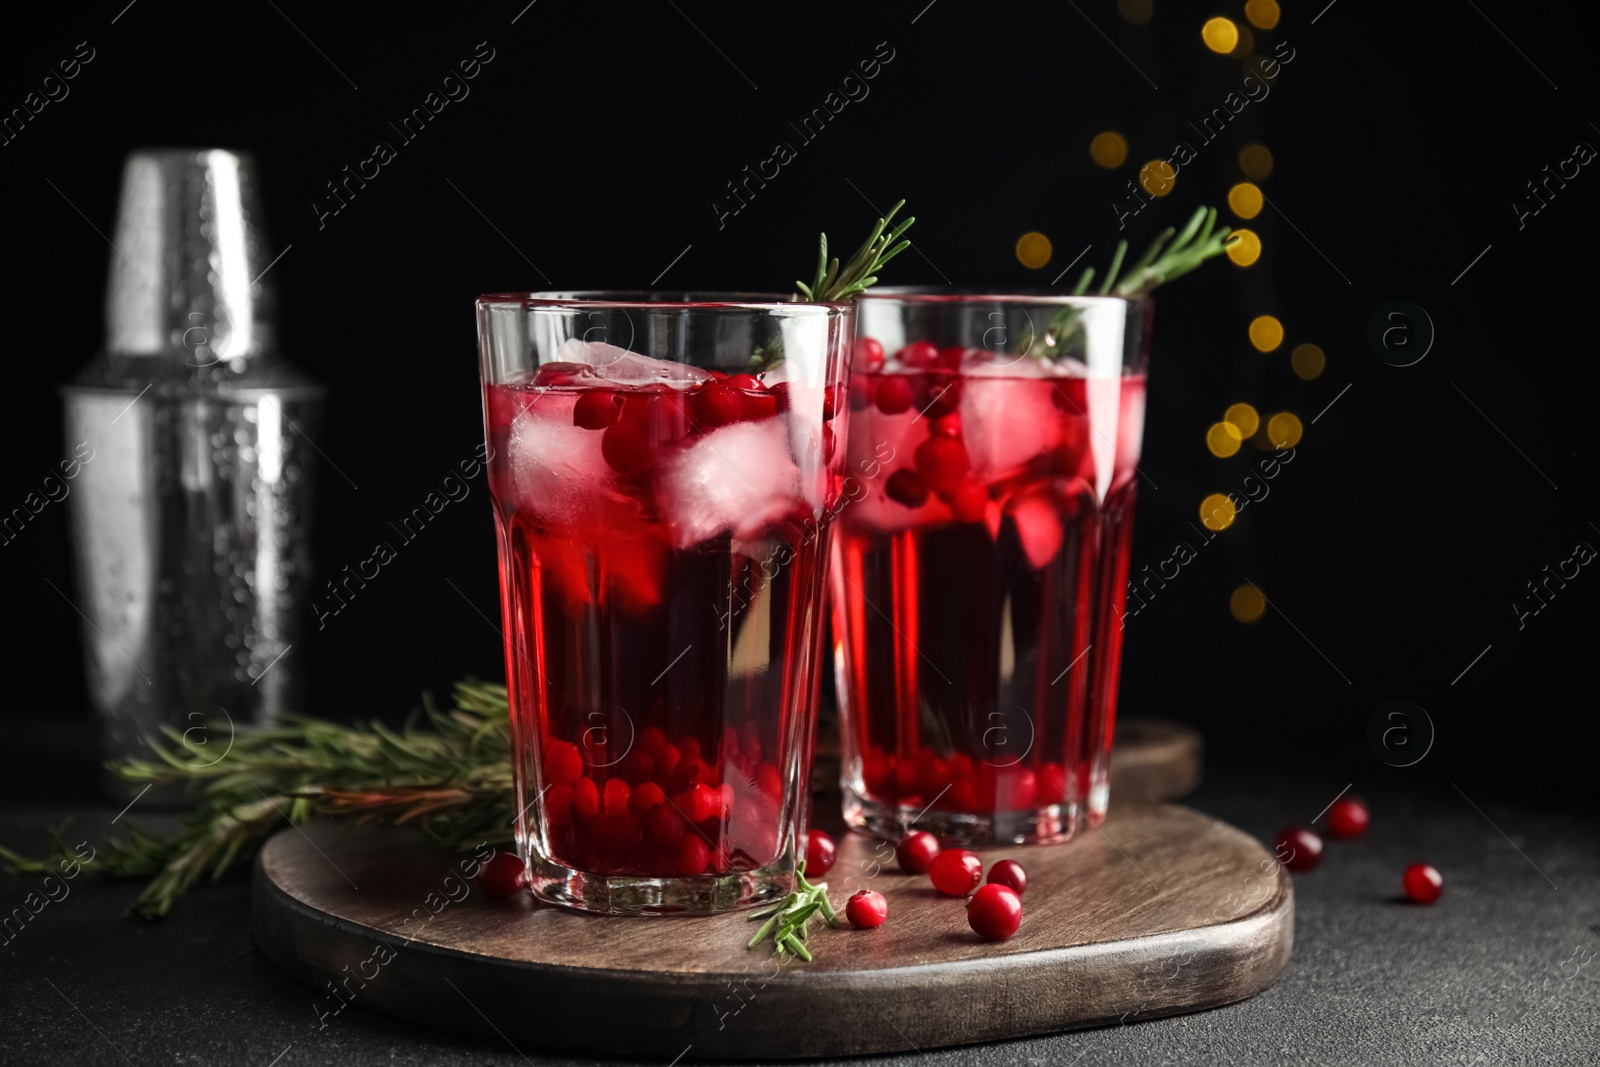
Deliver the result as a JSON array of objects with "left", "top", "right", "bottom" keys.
[{"left": 62, "top": 148, "right": 323, "bottom": 798}]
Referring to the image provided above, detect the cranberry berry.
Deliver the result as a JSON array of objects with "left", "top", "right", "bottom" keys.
[
  {"left": 1326, "top": 796, "right": 1369, "bottom": 839},
  {"left": 874, "top": 376, "right": 915, "bottom": 415},
  {"left": 573, "top": 390, "right": 622, "bottom": 430},
  {"left": 967, "top": 883, "right": 1023, "bottom": 941},
  {"left": 895, "top": 830, "right": 941, "bottom": 874},
  {"left": 914, "top": 436, "right": 970, "bottom": 497},
  {"left": 1403, "top": 863, "right": 1443, "bottom": 904},
  {"left": 885, "top": 469, "right": 929, "bottom": 508},
  {"left": 805, "top": 829, "right": 837, "bottom": 877},
  {"left": 478, "top": 850, "right": 528, "bottom": 899},
  {"left": 1274, "top": 826, "right": 1323, "bottom": 873},
  {"left": 986, "top": 859, "right": 1027, "bottom": 896},
  {"left": 929, "top": 849, "right": 984, "bottom": 896},
  {"left": 897, "top": 340, "right": 938, "bottom": 368},
  {"left": 846, "top": 889, "right": 889, "bottom": 929},
  {"left": 688, "top": 381, "right": 744, "bottom": 428},
  {"left": 856, "top": 337, "right": 886, "bottom": 371}
]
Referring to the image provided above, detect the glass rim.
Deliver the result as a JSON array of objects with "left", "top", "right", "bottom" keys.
[
  {"left": 857, "top": 286, "right": 1149, "bottom": 308},
  {"left": 476, "top": 291, "right": 853, "bottom": 313}
]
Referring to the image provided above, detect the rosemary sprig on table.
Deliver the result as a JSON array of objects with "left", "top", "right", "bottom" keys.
[
  {"left": 746, "top": 860, "right": 838, "bottom": 961},
  {"left": 796, "top": 199, "right": 915, "bottom": 303},
  {"left": 1034, "top": 205, "right": 1237, "bottom": 361},
  {"left": 0, "top": 680, "right": 515, "bottom": 920}
]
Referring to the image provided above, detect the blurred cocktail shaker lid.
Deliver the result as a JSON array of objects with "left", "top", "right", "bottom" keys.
[{"left": 79, "top": 147, "right": 311, "bottom": 391}]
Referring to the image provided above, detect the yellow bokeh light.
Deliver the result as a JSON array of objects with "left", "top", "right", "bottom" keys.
[
  {"left": 1231, "top": 26, "right": 1255, "bottom": 57},
  {"left": 1230, "top": 583, "right": 1267, "bottom": 623},
  {"left": 1226, "top": 228, "right": 1261, "bottom": 266},
  {"left": 1139, "top": 159, "right": 1177, "bottom": 197},
  {"left": 1244, "top": 0, "right": 1280, "bottom": 30},
  {"left": 1201, "top": 17, "right": 1239, "bottom": 53},
  {"left": 1267, "top": 411, "right": 1304, "bottom": 447},
  {"left": 1090, "top": 130, "right": 1129, "bottom": 169},
  {"left": 1224, "top": 402, "right": 1260, "bottom": 438},
  {"left": 1118, "top": 0, "right": 1154, "bottom": 25},
  {"left": 1015, "top": 231, "right": 1053, "bottom": 269},
  {"left": 1227, "top": 182, "right": 1263, "bottom": 219},
  {"left": 1291, "top": 343, "right": 1326, "bottom": 380},
  {"left": 1200, "top": 493, "right": 1237, "bottom": 532},
  {"left": 1207, "top": 421, "right": 1243, "bottom": 458},
  {"left": 1239, "top": 143, "right": 1275, "bottom": 180},
  {"left": 1249, "top": 315, "right": 1284, "bottom": 352}
]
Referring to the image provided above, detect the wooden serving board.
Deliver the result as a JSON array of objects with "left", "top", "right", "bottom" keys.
[
  {"left": 253, "top": 803, "right": 1289, "bottom": 1059},
  {"left": 1110, "top": 718, "right": 1203, "bottom": 805}
]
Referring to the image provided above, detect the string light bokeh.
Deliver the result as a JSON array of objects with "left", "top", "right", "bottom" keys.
[{"left": 1007, "top": 4, "right": 1330, "bottom": 625}]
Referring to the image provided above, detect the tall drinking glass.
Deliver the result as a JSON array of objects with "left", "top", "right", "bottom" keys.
[
  {"left": 831, "top": 290, "right": 1149, "bottom": 846},
  {"left": 477, "top": 293, "right": 853, "bottom": 914}
]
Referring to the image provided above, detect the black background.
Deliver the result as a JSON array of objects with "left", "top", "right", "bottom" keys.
[{"left": 3, "top": 0, "right": 1596, "bottom": 806}]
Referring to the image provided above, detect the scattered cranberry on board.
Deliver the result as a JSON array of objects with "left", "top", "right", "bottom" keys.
[
  {"left": 805, "top": 829, "right": 837, "bottom": 877},
  {"left": 895, "top": 831, "right": 941, "bottom": 874},
  {"left": 986, "top": 859, "right": 1027, "bottom": 896},
  {"left": 1274, "top": 826, "right": 1323, "bottom": 872},
  {"left": 1403, "top": 863, "right": 1444, "bottom": 904},
  {"left": 1326, "top": 796, "right": 1369, "bottom": 839},
  {"left": 929, "top": 849, "right": 984, "bottom": 896},
  {"left": 478, "top": 851, "right": 528, "bottom": 898},
  {"left": 967, "top": 883, "right": 1023, "bottom": 941},
  {"left": 846, "top": 890, "right": 889, "bottom": 929}
]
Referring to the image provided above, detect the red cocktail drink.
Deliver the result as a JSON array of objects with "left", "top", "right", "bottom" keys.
[
  {"left": 478, "top": 293, "right": 852, "bottom": 914},
  {"left": 832, "top": 292, "right": 1148, "bottom": 845}
]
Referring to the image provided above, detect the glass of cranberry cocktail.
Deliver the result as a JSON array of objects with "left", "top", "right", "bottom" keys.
[
  {"left": 477, "top": 292, "right": 853, "bottom": 915},
  {"left": 831, "top": 289, "right": 1149, "bottom": 847}
]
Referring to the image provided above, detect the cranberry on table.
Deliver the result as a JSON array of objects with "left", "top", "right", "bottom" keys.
[
  {"left": 1326, "top": 796, "right": 1369, "bottom": 839},
  {"left": 895, "top": 830, "right": 941, "bottom": 874},
  {"left": 967, "top": 883, "right": 1023, "bottom": 941},
  {"left": 986, "top": 859, "right": 1028, "bottom": 896},
  {"left": 1403, "top": 863, "right": 1444, "bottom": 904},
  {"left": 1274, "top": 826, "right": 1324, "bottom": 872},
  {"left": 479, "top": 850, "right": 528, "bottom": 898},
  {"left": 845, "top": 889, "right": 889, "bottom": 929},
  {"left": 805, "top": 829, "right": 837, "bottom": 877},
  {"left": 929, "top": 849, "right": 984, "bottom": 896}
]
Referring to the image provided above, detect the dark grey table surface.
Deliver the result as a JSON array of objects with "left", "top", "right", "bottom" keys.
[{"left": 2, "top": 718, "right": 1596, "bottom": 1067}]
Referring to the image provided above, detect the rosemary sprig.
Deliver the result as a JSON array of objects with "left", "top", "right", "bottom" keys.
[
  {"left": 1038, "top": 205, "right": 1237, "bottom": 361},
  {"left": 1072, "top": 205, "right": 1237, "bottom": 298},
  {"left": 746, "top": 860, "right": 837, "bottom": 961},
  {"left": 0, "top": 680, "right": 516, "bottom": 920},
  {"left": 796, "top": 200, "right": 915, "bottom": 303}
]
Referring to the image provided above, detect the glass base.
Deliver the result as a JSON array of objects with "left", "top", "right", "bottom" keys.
[
  {"left": 1085, "top": 751, "right": 1111, "bottom": 826},
  {"left": 842, "top": 784, "right": 1078, "bottom": 847},
  {"left": 529, "top": 854, "right": 794, "bottom": 916}
]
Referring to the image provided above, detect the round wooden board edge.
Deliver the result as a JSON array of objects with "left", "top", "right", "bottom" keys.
[{"left": 252, "top": 812, "right": 1292, "bottom": 1059}]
